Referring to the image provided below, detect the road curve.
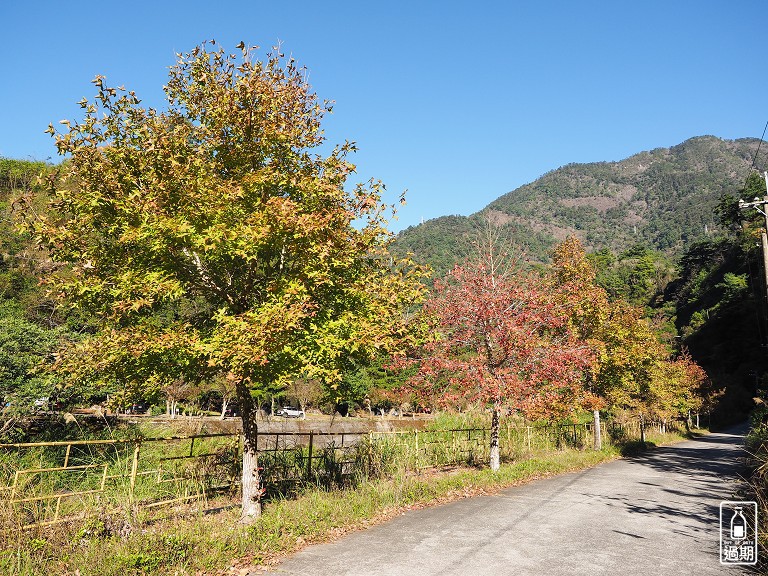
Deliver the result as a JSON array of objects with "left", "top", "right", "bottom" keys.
[{"left": 268, "top": 427, "right": 752, "bottom": 575}]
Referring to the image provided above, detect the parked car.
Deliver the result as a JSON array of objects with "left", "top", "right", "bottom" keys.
[
  {"left": 32, "top": 397, "right": 64, "bottom": 412},
  {"left": 126, "top": 402, "right": 149, "bottom": 415},
  {"left": 33, "top": 397, "right": 49, "bottom": 409},
  {"left": 276, "top": 406, "right": 305, "bottom": 418}
]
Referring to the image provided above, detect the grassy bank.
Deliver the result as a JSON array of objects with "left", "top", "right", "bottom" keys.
[
  {"left": 1, "top": 425, "right": 696, "bottom": 576},
  {"left": 744, "top": 410, "right": 768, "bottom": 573}
]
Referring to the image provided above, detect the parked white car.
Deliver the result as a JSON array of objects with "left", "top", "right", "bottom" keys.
[{"left": 276, "top": 406, "right": 305, "bottom": 418}]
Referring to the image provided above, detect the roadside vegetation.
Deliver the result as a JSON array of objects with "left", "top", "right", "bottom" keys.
[
  {"left": 744, "top": 405, "right": 768, "bottom": 573},
  {"left": 1, "top": 412, "right": 699, "bottom": 576}
]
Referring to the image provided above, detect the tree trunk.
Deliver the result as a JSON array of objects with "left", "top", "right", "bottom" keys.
[
  {"left": 640, "top": 414, "right": 645, "bottom": 444},
  {"left": 237, "top": 380, "right": 262, "bottom": 522},
  {"left": 241, "top": 437, "right": 261, "bottom": 519},
  {"left": 593, "top": 409, "right": 602, "bottom": 451},
  {"left": 489, "top": 405, "right": 500, "bottom": 472},
  {"left": 220, "top": 397, "right": 228, "bottom": 420}
]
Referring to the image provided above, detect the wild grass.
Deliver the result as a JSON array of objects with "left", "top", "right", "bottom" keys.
[
  {"left": 744, "top": 411, "right": 768, "bottom": 573},
  {"left": 0, "top": 415, "right": 697, "bottom": 575},
  {"left": 1, "top": 448, "right": 620, "bottom": 575}
]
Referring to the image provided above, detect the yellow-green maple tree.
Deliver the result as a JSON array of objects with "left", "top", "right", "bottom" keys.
[
  {"left": 550, "top": 238, "right": 709, "bottom": 431},
  {"left": 22, "top": 41, "right": 426, "bottom": 519}
]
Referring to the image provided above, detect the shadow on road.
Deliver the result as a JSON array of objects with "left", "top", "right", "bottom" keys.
[
  {"left": 625, "top": 425, "right": 749, "bottom": 478},
  {"left": 583, "top": 426, "right": 750, "bottom": 543}
]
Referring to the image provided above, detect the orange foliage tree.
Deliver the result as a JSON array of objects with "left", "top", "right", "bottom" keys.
[{"left": 550, "top": 237, "right": 712, "bottom": 440}]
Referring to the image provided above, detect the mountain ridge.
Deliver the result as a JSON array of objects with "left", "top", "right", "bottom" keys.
[{"left": 393, "top": 136, "right": 765, "bottom": 273}]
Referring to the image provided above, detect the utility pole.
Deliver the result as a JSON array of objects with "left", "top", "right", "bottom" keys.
[{"left": 738, "top": 172, "right": 768, "bottom": 305}]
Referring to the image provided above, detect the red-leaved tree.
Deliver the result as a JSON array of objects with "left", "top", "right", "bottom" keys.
[{"left": 405, "top": 236, "right": 593, "bottom": 470}]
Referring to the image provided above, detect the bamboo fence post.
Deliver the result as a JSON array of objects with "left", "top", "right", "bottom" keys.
[
  {"left": 100, "top": 463, "right": 109, "bottom": 491},
  {"left": 10, "top": 470, "right": 21, "bottom": 501},
  {"left": 129, "top": 444, "right": 140, "bottom": 503},
  {"left": 54, "top": 495, "right": 62, "bottom": 522}
]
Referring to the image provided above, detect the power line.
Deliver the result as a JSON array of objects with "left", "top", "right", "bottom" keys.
[
  {"left": 742, "top": 121, "right": 768, "bottom": 192},
  {"left": 751, "top": 120, "right": 768, "bottom": 172}
]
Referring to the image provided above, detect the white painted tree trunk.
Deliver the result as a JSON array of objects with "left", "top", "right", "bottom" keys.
[
  {"left": 489, "top": 406, "right": 501, "bottom": 472},
  {"left": 238, "top": 380, "right": 262, "bottom": 522},
  {"left": 240, "top": 436, "right": 261, "bottom": 520},
  {"left": 593, "top": 410, "right": 602, "bottom": 451}
]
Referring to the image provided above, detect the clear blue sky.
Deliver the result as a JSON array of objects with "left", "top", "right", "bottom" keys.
[{"left": 1, "top": 1, "right": 766, "bottom": 231}]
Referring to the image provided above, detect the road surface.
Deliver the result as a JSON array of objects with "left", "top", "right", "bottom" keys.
[{"left": 268, "top": 427, "right": 753, "bottom": 575}]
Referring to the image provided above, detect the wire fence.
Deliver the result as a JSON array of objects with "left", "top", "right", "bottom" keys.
[{"left": 0, "top": 417, "right": 680, "bottom": 530}]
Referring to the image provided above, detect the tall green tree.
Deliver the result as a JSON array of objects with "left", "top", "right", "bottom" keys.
[
  {"left": 0, "top": 302, "right": 64, "bottom": 437},
  {"left": 715, "top": 172, "right": 767, "bottom": 233},
  {"left": 23, "top": 41, "right": 426, "bottom": 520}
]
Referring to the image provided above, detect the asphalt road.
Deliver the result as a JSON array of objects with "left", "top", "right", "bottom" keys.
[{"left": 269, "top": 427, "right": 753, "bottom": 575}]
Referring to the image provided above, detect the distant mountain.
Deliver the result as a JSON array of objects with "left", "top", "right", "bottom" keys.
[{"left": 393, "top": 136, "right": 766, "bottom": 274}]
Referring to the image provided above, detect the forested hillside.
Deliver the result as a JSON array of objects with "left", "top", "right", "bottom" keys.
[
  {"left": 662, "top": 172, "right": 768, "bottom": 422},
  {"left": 0, "top": 159, "right": 72, "bottom": 434},
  {"left": 394, "top": 136, "right": 765, "bottom": 274},
  {"left": 3, "top": 134, "right": 767, "bottom": 428}
]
